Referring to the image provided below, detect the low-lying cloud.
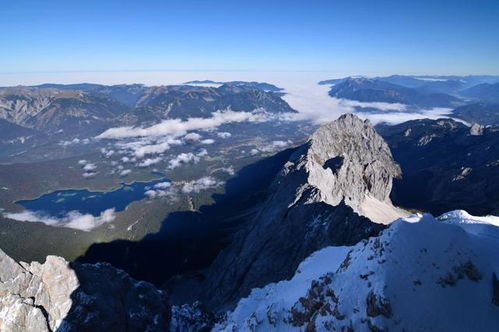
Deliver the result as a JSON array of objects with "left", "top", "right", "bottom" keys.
[
  {"left": 95, "top": 111, "right": 262, "bottom": 162},
  {"left": 83, "top": 163, "right": 97, "bottom": 171},
  {"left": 119, "top": 169, "right": 131, "bottom": 176},
  {"left": 181, "top": 176, "right": 223, "bottom": 194},
  {"left": 138, "top": 157, "right": 162, "bottom": 167},
  {"left": 144, "top": 181, "right": 173, "bottom": 199},
  {"left": 97, "top": 110, "right": 268, "bottom": 140},
  {"left": 133, "top": 142, "right": 170, "bottom": 158},
  {"left": 357, "top": 107, "right": 455, "bottom": 125},
  {"left": 168, "top": 149, "right": 208, "bottom": 169},
  {"left": 83, "top": 171, "right": 98, "bottom": 178},
  {"left": 144, "top": 177, "right": 223, "bottom": 199},
  {"left": 4, "top": 208, "right": 116, "bottom": 232},
  {"left": 339, "top": 99, "right": 407, "bottom": 112},
  {"left": 251, "top": 140, "right": 293, "bottom": 155},
  {"left": 280, "top": 80, "right": 460, "bottom": 125},
  {"left": 217, "top": 132, "right": 231, "bottom": 138}
]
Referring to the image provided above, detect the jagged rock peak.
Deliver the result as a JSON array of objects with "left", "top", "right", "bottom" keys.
[
  {"left": 470, "top": 123, "right": 485, "bottom": 136},
  {"left": 303, "top": 113, "right": 406, "bottom": 224},
  {"left": 0, "top": 249, "right": 170, "bottom": 331},
  {"left": 196, "top": 114, "right": 405, "bottom": 310}
]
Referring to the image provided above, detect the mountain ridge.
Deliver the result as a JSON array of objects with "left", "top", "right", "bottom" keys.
[
  {"left": 0, "top": 83, "right": 296, "bottom": 136},
  {"left": 196, "top": 114, "right": 405, "bottom": 310}
]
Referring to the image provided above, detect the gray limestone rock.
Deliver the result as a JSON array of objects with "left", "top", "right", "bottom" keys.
[
  {"left": 470, "top": 123, "right": 485, "bottom": 136},
  {"left": 0, "top": 249, "right": 170, "bottom": 331},
  {"left": 198, "top": 114, "right": 405, "bottom": 310}
]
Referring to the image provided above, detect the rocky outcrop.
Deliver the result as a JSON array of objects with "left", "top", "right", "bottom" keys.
[
  {"left": 470, "top": 123, "right": 485, "bottom": 136},
  {"left": 0, "top": 249, "right": 78, "bottom": 331},
  {"left": 197, "top": 114, "right": 406, "bottom": 310},
  {"left": 306, "top": 113, "right": 406, "bottom": 224},
  {"left": 0, "top": 249, "right": 170, "bottom": 331}
]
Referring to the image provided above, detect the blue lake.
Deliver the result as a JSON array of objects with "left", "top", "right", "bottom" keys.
[{"left": 17, "top": 178, "right": 169, "bottom": 217}]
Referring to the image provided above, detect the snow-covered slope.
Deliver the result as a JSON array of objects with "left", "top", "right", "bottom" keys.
[{"left": 214, "top": 211, "right": 499, "bottom": 331}]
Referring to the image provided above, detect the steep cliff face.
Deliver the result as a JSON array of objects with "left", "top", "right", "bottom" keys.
[
  {"left": 198, "top": 114, "right": 407, "bottom": 310},
  {"left": 0, "top": 249, "right": 170, "bottom": 331},
  {"left": 305, "top": 113, "right": 406, "bottom": 224}
]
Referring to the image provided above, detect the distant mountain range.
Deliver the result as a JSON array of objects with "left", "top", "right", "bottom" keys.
[
  {"left": 377, "top": 118, "right": 499, "bottom": 215},
  {"left": 324, "top": 77, "right": 462, "bottom": 108},
  {"left": 183, "top": 80, "right": 284, "bottom": 92},
  {"left": 452, "top": 103, "right": 499, "bottom": 125},
  {"left": 319, "top": 75, "right": 499, "bottom": 124},
  {"left": 0, "top": 83, "right": 295, "bottom": 138},
  {"left": 460, "top": 82, "right": 499, "bottom": 103},
  {"left": 319, "top": 75, "right": 499, "bottom": 92},
  {"left": 125, "top": 84, "right": 293, "bottom": 123}
]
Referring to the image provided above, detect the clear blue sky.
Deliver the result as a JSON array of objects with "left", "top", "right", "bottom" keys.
[{"left": 1, "top": 0, "right": 498, "bottom": 75}]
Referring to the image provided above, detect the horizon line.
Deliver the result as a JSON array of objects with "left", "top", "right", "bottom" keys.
[{"left": 2, "top": 69, "right": 499, "bottom": 76}]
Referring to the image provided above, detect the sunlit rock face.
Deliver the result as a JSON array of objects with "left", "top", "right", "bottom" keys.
[
  {"left": 305, "top": 113, "right": 407, "bottom": 224},
  {"left": 198, "top": 114, "right": 406, "bottom": 310},
  {"left": 0, "top": 249, "right": 170, "bottom": 332}
]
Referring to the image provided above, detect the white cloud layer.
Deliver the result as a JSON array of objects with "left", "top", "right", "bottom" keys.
[
  {"left": 83, "top": 171, "right": 97, "bottom": 178},
  {"left": 251, "top": 140, "right": 293, "bottom": 155},
  {"left": 181, "top": 176, "right": 223, "bottom": 194},
  {"left": 97, "top": 110, "right": 268, "bottom": 140},
  {"left": 154, "top": 182, "right": 171, "bottom": 189},
  {"left": 4, "top": 208, "right": 116, "bottom": 231},
  {"left": 168, "top": 149, "right": 207, "bottom": 169},
  {"left": 138, "top": 157, "right": 162, "bottom": 167},
  {"left": 133, "top": 142, "right": 170, "bottom": 158},
  {"left": 184, "top": 132, "right": 202, "bottom": 141},
  {"left": 144, "top": 181, "right": 173, "bottom": 199},
  {"left": 218, "top": 166, "right": 235, "bottom": 175},
  {"left": 201, "top": 139, "right": 215, "bottom": 145},
  {"left": 217, "top": 132, "right": 232, "bottom": 138},
  {"left": 83, "top": 163, "right": 97, "bottom": 171},
  {"left": 119, "top": 169, "right": 131, "bottom": 176},
  {"left": 280, "top": 79, "right": 460, "bottom": 125},
  {"left": 356, "top": 107, "right": 455, "bottom": 125}
]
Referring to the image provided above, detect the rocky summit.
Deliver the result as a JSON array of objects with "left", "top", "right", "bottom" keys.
[
  {"left": 197, "top": 114, "right": 406, "bottom": 310},
  {"left": 306, "top": 113, "right": 407, "bottom": 224}
]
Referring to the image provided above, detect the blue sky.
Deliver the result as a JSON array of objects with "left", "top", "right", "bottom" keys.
[{"left": 1, "top": 0, "right": 498, "bottom": 76}]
